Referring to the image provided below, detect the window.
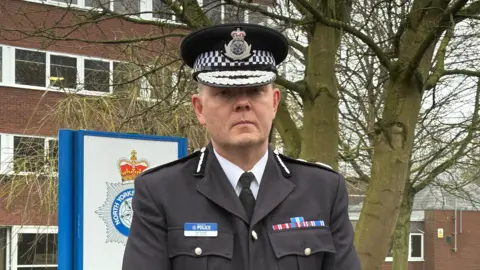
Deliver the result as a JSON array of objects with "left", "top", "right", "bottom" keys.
[
  {"left": 10, "top": 226, "right": 58, "bottom": 270},
  {"left": 112, "top": 61, "right": 143, "bottom": 96},
  {"left": 49, "top": 55, "right": 77, "bottom": 89},
  {"left": 223, "top": 2, "right": 245, "bottom": 23},
  {"left": 114, "top": 0, "right": 141, "bottom": 15},
  {"left": 84, "top": 59, "right": 110, "bottom": 92},
  {"left": 385, "top": 233, "right": 424, "bottom": 262},
  {"left": 152, "top": 0, "right": 180, "bottom": 21},
  {"left": 203, "top": 0, "right": 223, "bottom": 24},
  {"left": 13, "top": 136, "right": 46, "bottom": 173},
  {"left": 85, "top": 0, "right": 109, "bottom": 9},
  {"left": 17, "top": 233, "right": 57, "bottom": 267},
  {"left": 15, "top": 49, "right": 46, "bottom": 87}
]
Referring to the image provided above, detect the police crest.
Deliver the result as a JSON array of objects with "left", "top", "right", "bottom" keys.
[
  {"left": 95, "top": 150, "right": 149, "bottom": 245},
  {"left": 224, "top": 28, "right": 252, "bottom": 61}
]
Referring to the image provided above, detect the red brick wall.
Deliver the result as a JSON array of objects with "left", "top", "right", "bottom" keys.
[
  {"left": 0, "top": 86, "right": 64, "bottom": 136},
  {"left": 0, "top": 0, "right": 185, "bottom": 62},
  {"left": 424, "top": 210, "right": 480, "bottom": 270},
  {"left": 0, "top": 179, "right": 57, "bottom": 226}
]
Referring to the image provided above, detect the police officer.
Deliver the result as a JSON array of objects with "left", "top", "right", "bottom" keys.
[{"left": 122, "top": 23, "right": 361, "bottom": 270}]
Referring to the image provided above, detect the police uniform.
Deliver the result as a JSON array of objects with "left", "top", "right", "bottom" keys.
[{"left": 122, "top": 23, "right": 361, "bottom": 270}]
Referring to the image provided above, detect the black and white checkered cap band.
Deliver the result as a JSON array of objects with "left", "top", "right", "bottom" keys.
[{"left": 193, "top": 50, "right": 276, "bottom": 71}]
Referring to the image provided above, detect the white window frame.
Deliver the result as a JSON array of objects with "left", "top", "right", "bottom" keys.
[
  {"left": 0, "top": 44, "right": 165, "bottom": 99},
  {"left": 0, "top": 133, "right": 58, "bottom": 176},
  {"left": 9, "top": 225, "right": 58, "bottom": 270},
  {"left": 385, "top": 232, "right": 424, "bottom": 262},
  {"left": 0, "top": 227, "right": 12, "bottom": 270},
  {"left": 19, "top": 0, "right": 265, "bottom": 24}
]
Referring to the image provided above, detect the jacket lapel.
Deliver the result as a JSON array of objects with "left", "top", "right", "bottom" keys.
[
  {"left": 251, "top": 148, "right": 295, "bottom": 227},
  {"left": 196, "top": 144, "right": 250, "bottom": 224}
]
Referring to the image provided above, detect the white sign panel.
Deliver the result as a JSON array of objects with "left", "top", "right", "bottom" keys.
[{"left": 72, "top": 131, "right": 187, "bottom": 270}]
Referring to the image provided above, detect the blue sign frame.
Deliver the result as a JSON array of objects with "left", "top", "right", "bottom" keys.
[{"left": 58, "top": 129, "right": 188, "bottom": 270}]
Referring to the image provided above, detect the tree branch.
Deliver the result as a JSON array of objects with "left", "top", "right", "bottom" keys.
[
  {"left": 293, "top": 0, "right": 392, "bottom": 70},
  {"left": 455, "top": 0, "right": 480, "bottom": 22},
  {"left": 413, "top": 79, "right": 480, "bottom": 193},
  {"left": 424, "top": 27, "right": 454, "bottom": 90},
  {"left": 406, "top": 0, "right": 468, "bottom": 79},
  {"left": 223, "top": 0, "right": 305, "bottom": 25},
  {"left": 275, "top": 76, "right": 307, "bottom": 97},
  {"left": 339, "top": 141, "right": 371, "bottom": 183},
  {"left": 287, "top": 38, "right": 308, "bottom": 57}
]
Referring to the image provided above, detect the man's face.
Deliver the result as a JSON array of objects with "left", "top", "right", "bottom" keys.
[{"left": 192, "top": 83, "right": 280, "bottom": 149}]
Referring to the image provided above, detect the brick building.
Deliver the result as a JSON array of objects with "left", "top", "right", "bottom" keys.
[
  {"left": 349, "top": 181, "right": 480, "bottom": 270},
  {"left": 1, "top": 0, "right": 480, "bottom": 270}
]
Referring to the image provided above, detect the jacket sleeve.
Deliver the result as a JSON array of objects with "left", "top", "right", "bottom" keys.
[
  {"left": 122, "top": 174, "right": 170, "bottom": 270},
  {"left": 325, "top": 174, "right": 362, "bottom": 270}
]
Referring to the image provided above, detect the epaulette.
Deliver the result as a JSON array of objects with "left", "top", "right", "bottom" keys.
[
  {"left": 138, "top": 148, "right": 203, "bottom": 177},
  {"left": 273, "top": 150, "right": 338, "bottom": 175}
]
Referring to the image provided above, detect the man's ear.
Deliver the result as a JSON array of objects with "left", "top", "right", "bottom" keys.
[
  {"left": 192, "top": 94, "right": 206, "bottom": 125},
  {"left": 272, "top": 87, "right": 281, "bottom": 115}
]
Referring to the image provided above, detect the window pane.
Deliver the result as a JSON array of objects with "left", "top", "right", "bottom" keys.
[
  {"left": 153, "top": 0, "right": 174, "bottom": 20},
  {"left": 114, "top": 0, "right": 140, "bottom": 14},
  {"left": 410, "top": 234, "right": 422, "bottom": 258},
  {"left": 203, "top": 0, "right": 222, "bottom": 24},
  {"left": 112, "top": 62, "right": 142, "bottom": 96},
  {"left": 148, "top": 68, "right": 173, "bottom": 100},
  {"left": 85, "top": 0, "right": 109, "bottom": 8},
  {"left": 15, "top": 49, "right": 46, "bottom": 87},
  {"left": 50, "top": 55, "right": 77, "bottom": 89},
  {"left": 14, "top": 136, "right": 45, "bottom": 172},
  {"left": 84, "top": 60, "right": 110, "bottom": 92},
  {"left": 17, "top": 233, "right": 57, "bottom": 265},
  {"left": 223, "top": 3, "right": 245, "bottom": 23}
]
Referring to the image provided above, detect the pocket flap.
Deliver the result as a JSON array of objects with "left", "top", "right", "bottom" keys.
[
  {"left": 167, "top": 229, "right": 234, "bottom": 260},
  {"left": 268, "top": 228, "right": 336, "bottom": 259}
]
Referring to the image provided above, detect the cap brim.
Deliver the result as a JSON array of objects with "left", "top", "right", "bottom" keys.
[{"left": 196, "top": 70, "right": 276, "bottom": 88}]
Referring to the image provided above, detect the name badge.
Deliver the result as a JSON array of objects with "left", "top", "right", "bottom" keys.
[{"left": 184, "top": 223, "right": 218, "bottom": 237}]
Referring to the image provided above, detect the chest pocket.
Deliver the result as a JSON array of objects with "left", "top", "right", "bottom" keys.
[
  {"left": 167, "top": 228, "right": 234, "bottom": 270},
  {"left": 267, "top": 227, "right": 336, "bottom": 270}
]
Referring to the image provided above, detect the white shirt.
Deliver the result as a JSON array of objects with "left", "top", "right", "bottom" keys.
[{"left": 213, "top": 148, "right": 268, "bottom": 199}]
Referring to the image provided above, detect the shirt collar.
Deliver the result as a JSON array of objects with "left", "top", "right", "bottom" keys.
[{"left": 213, "top": 148, "right": 269, "bottom": 189}]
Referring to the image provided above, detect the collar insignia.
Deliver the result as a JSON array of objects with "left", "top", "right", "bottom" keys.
[{"left": 224, "top": 28, "right": 252, "bottom": 61}]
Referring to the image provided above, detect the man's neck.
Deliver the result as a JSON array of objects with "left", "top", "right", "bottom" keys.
[{"left": 212, "top": 141, "right": 268, "bottom": 171}]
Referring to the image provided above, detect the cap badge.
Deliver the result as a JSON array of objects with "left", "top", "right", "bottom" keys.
[{"left": 224, "top": 28, "right": 252, "bottom": 61}]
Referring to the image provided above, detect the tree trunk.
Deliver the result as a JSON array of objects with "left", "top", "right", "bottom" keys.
[
  {"left": 392, "top": 183, "right": 415, "bottom": 270},
  {"left": 354, "top": 0, "right": 450, "bottom": 268},
  {"left": 300, "top": 23, "right": 341, "bottom": 170}
]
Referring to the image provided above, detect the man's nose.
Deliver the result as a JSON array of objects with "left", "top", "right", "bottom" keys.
[{"left": 234, "top": 94, "right": 251, "bottom": 111}]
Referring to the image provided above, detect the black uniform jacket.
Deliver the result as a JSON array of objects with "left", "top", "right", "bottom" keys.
[{"left": 122, "top": 143, "right": 361, "bottom": 270}]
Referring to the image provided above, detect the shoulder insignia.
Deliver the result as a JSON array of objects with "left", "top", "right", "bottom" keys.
[
  {"left": 138, "top": 147, "right": 203, "bottom": 177},
  {"left": 274, "top": 150, "right": 338, "bottom": 174}
]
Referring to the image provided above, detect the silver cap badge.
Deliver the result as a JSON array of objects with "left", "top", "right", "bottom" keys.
[{"left": 224, "top": 28, "right": 252, "bottom": 61}]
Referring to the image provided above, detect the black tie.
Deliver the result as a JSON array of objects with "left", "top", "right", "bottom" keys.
[{"left": 239, "top": 172, "right": 256, "bottom": 220}]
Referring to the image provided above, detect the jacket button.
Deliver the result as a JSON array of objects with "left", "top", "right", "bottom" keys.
[
  {"left": 195, "top": 247, "right": 202, "bottom": 255},
  {"left": 251, "top": 230, "right": 258, "bottom": 240},
  {"left": 304, "top": 248, "right": 311, "bottom": 256}
]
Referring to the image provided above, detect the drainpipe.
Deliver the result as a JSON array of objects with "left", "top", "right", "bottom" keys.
[{"left": 453, "top": 198, "right": 457, "bottom": 252}]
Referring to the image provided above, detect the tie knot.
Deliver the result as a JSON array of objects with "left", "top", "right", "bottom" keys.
[{"left": 239, "top": 172, "right": 255, "bottom": 189}]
